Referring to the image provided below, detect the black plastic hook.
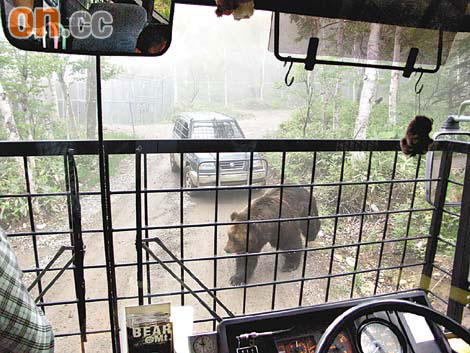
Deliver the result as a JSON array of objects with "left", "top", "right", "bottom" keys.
[
  {"left": 284, "top": 59, "right": 294, "bottom": 87},
  {"left": 415, "top": 71, "right": 424, "bottom": 94}
]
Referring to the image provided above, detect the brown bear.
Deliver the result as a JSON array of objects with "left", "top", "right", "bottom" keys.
[{"left": 224, "top": 187, "right": 320, "bottom": 286}]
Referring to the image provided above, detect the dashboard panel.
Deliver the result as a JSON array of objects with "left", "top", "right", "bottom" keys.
[{"left": 217, "top": 291, "right": 451, "bottom": 353}]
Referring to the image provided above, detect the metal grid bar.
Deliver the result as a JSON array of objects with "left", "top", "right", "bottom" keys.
[
  {"left": 436, "top": 236, "right": 457, "bottom": 248},
  {"left": 2, "top": 139, "right": 468, "bottom": 157},
  {"left": 242, "top": 152, "right": 255, "bottom": 314},
  {"left": 447, "top": 154, "right": 470, "bottom": 321},
  {"left": 374, "top": 151, "right": 399, "bottom": 295},
  {"left": 144, "top": 243, "right": 224, "bottom": 321},
  {"left": 179, "top": 152, "right": 185, "bottom": 306},
  {"left": 396, "top": 155, "right": 423, "bottom": 290},
  {"left": 442, "top": 209, "right": 461, "bottom": 218},
  {"left": 145, "top": 237, "right": 234, "bottom": 318},
  {"left": 212, "top": 152, "right": 220, "bottom": 331},
  {"left": 16, "top": 234, "right": 432, "bottom": 274},
  {"left": 5, "top": 203, "right": 435, "bottom": 237},
  {"left": 350, "top": 151, "right": 373, "bottom": 298},
  {"left": 23, "top": 156, "right": 45, "bottom": 308},
  {"left": 96, "top": 56, "right": 120, "bottom": 353},
  {"left": 433, "top": 264, "right": 453, "bottom": 278},
  {"left": 29, "top": 263, "right": 428, "bottom": 309},
  {"left": 111, "top": 207, "right": 434, "bottom": 232},
  {"left": 299, "top": 152, "right": 318, "bottom": 306},
  {"left": 421, "top": 150, "right": 453, "bottom": 289},
  {"left": 132, "top": 262, "right": 427, "bottom": 295},
  {"left": 136, "top": 146, "right": 144, "bottom": 305},
  {"left": 271, "top": 152, "right": 287, "bottom": 309},
  {"left": 325, "top": 151, "right": 346, "bottom": 302},
  {"left": 143, "top": 153, "right": 152, "bottom": 304},
  {"left": 35, "top": 257, "right": 75, "bottom": 304},
  {"left": 66, "top": 149, "right": 87, "bottom": 345},
  {"left": 0, "top": 177, "right": 442, "bottom": 198},
  {"left": 27, "top": 246, "right": 73, "bottom": 292}
]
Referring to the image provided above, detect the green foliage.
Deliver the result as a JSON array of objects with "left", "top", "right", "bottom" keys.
[
  {"left": 0, "top": 44, "right": 57, "bottom": 140},
  {"left": 154, "top": 0, "right": 172, "bottom": 19},
  {"left": 0, "top": 132, "right": 134, "bottom": 230},
  {"left": 0, "top": 157, "right": 64, "bottom": 228},
  {"left": 267, "top": 106, "right": 460, "bottom": 263},
  {"left": 0, "top": 159, "right": 29, "bottom": 223},
  {"left": 0, "top": 36, "right": 125, "bottom": 228},
  {"left": 68, "top": 57, "right": 122, "bottom": 82}
]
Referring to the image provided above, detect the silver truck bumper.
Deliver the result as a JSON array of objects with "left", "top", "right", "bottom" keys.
[{"left": 191, "top": 170, "right": 267, "bottom": 186}]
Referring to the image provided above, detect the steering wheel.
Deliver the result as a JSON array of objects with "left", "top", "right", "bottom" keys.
[{"left": 314, "top": 299, "right": 470, "bottom": 353}]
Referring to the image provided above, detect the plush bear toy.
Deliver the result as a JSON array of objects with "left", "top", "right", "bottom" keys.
[
  {"left": 400, "top": 115, "right": 434, "bottom": 156},
  {"left": 215, "top": 0, "right": 254, "bottom": 20}
]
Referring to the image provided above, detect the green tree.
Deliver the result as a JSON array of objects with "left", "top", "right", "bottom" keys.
[{"left": 0, "top": 43, "right": 58, "bottom": 140}]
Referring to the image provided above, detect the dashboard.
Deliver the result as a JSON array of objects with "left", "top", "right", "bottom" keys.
[{"left": 215, "top": 291, "right": 452, "bottom": 353}]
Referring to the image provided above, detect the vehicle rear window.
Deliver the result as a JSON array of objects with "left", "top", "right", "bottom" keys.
[{"left": 191, "top": 121, "right": 244, "bottom": 139}]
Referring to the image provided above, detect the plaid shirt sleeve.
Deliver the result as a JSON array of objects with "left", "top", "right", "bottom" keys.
[{"left": 0, "top": 229, "right": 54, "bottom": 353}]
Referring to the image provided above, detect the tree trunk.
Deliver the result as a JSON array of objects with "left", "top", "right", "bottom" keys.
[
  {"left": 332, "top": 20, "right": 345, "bottom": 130},
  {"left": 57, "top": 70, "right": 77, "bottom": 139},
  {"left": 190, "top": 69, "right": 199, "bottom": 105},
  {"left": 388, "top": 26, "right": 402, "bottom": 125},
  {"left": 353, "top": 34, "right": 365, "bottom": 104},
  {"left": 303, "top": 71, "right": 314, "bottom": 138},
  {"left": 128, "top": 83, "right": 136, "bottom": 137},
  {"left": 355, "top": 68, "right": 365, "bottom": 104},
  {"left": 43, "top": 78, "right": 59, "bottom": 139},
  {"left": 207, "top": 78, "right": 211, "bottom": 103},
  {"left": 260, "top": 49, "right": 266, "bottom": 101},
  {"left": 85, "top": 57, "right": 97, "bottom": 139},
  {"left": 173, "top": 63, "right": 178, "bottom": 105},
  {"left": 318, "top": 66, "right": 329, "bottom": 129},
  {"left": 0, "top": 83, "right": 20, "bottom": 141},
  {"left": 46, "top": 78, "right": 60, "bottom": 121},
  {"left": 223, "top": 45, "right": 228, "bottom": 107},
  {"left": 0, "top": 84, "right": 26, "bottom": 212},
  {"left": 354, "top": 23, "right": 381, "bottom": 140}
]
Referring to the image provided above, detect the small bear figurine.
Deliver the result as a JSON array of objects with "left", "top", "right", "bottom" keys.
[
  {"left": 400, "top": 115, "right": 434, "bottom": 156},
  {"left": 215, "top": 0, "right": 254, "bottom": 20}
]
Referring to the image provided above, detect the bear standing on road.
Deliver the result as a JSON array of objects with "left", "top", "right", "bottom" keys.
[{"left": 224, "top": 187, "right": 321, "bottom": 286}]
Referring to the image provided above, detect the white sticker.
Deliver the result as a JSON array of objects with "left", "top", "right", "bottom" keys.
[{"left": 403, "top": 313, "right": 436, "bottom": 343}]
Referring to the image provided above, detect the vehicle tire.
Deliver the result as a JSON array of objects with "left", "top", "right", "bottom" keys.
[
  {"left": 170, "top": 154, "right": 180, "bottom": 173},
  {"left": 184, "top": 170, "right": 198, "bottom": 197}
]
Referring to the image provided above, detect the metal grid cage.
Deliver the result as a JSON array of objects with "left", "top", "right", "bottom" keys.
[{"left": 0, "top": 138, "right": 469, "bottom": 353}]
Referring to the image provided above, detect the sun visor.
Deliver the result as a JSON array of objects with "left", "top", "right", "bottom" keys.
[{"left": 268, "top": 13, "right": 459, "bottom": 67}]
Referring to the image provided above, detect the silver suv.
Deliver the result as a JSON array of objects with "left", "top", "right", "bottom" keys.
[{"left": 170, "top": 112, "right": 268, "bottom": 192}]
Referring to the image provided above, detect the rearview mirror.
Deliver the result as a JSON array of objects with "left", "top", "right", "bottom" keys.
[
  {"left": 425, "top": 102, "right": 470, "bottom": 206},
  {"left": 0, "top": 0, "right": 173, "bottom": 56}
]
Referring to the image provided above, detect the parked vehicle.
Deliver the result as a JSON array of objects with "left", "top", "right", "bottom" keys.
[{"left": 170, "top": 112, "right": 268, "bottom": 193}]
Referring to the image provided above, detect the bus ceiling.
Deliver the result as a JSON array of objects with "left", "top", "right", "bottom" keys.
[
  {"left": 174, "top": 0, "right": 470, "bottom": 32},
  {"left": 1, "top": 0, "right": 469, "bottom": 75}
]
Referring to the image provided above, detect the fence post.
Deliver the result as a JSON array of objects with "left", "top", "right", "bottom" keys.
[
  {"left": 66, "top": 149, "right": 87, "bottom": 347},
  {"left": 96, "top": 56, "right": 121, "bottom": 353},
  {"left": 420, "top": 149, "right": 453, "bottom": 290},
  {"left": 135, "top": 146, "right": 144, "bottom": 305},
  {"left": 447, "top": 154, "right": 470, "bottom": 322}
]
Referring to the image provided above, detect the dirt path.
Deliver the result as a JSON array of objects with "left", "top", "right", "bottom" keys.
[
  {"left": 15, "top": 109, "right": 332, "bottom": 353},
  {"left": 107, "top": 109, "right": 292, "bottom": 139}
]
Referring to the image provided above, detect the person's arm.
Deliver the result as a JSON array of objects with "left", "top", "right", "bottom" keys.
[{"left": 0, "top": 228, "right": 54, "bottom": 353}]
